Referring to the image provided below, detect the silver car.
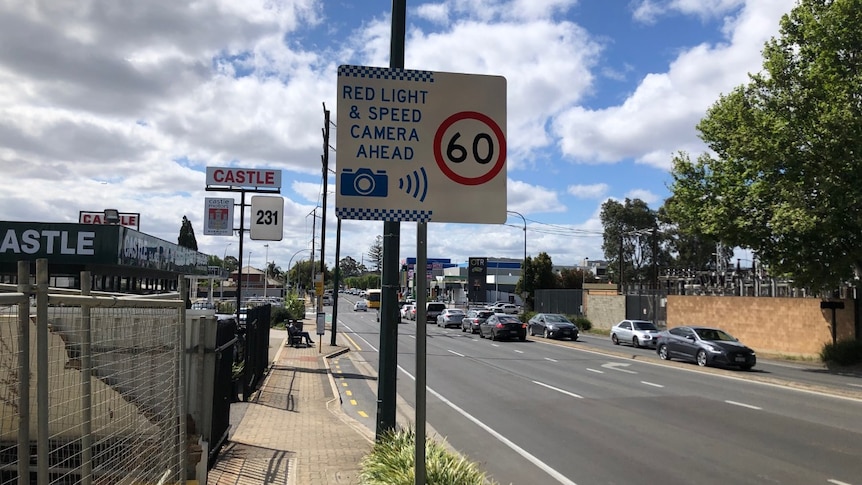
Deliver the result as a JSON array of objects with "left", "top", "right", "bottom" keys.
[
  {"left": 436, "top": 308, "right": 465, "bottom": 328},
  {"left": 611, "top": 319, "right": 660, "bottom": 348}
]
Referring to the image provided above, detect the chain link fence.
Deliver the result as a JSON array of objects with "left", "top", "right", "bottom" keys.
[{"left": 1, "top": 260, "right": 185, "bottom": 485}]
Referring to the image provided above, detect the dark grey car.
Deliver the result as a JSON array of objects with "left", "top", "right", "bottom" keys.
[
  {"left": 656, "top": 326, "right": 756, "bottom": 370},
  {"left": 479, "top": 314, "right": 527, "bottom": 341},
  {"left": 527, "top": 313, "right": 578, "bottom": 340}
]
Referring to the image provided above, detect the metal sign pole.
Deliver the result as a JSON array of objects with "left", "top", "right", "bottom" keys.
[{"left": 415, "top": 222, "right": 427, "bottom": 484}]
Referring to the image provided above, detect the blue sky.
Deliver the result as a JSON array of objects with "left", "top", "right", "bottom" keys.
[{"left": 0, "top": 0, "right": 793, "bottom": 271}]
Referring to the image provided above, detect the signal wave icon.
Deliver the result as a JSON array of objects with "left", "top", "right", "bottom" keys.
[{"left": 398, "top": 168, "right": 428, "bottom": 202}]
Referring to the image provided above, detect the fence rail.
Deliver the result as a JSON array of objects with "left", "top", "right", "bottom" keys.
[{"left": 0, "top": 260, "right": 186, "bottom": 485}]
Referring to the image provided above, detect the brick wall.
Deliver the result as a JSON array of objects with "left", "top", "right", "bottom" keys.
[
  {"left": 666, "top": 296, "right": 855, "bottom": 357},
  {"left": 585, "top": 294, "right": 626, "bottom": 330}
]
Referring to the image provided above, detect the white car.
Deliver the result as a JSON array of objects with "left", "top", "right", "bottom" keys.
[
  {"left": 353, "top": 300, "right": 368, "bottom": 312},
  {"left": 400, "top": 304, "right": 415, "bottom": 320},
  {"left": 611, "top": 319, "right": 661, "bottom": 348}
]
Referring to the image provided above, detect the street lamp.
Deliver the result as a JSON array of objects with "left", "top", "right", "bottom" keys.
[
  {"left": 287, "top": 248, "right": 312, "bottom": 294},
  {"left": 507, "top": 210, "right": 527, "bottom": 303},
  {"left": 583, "top": 257, "right": 589, "bottom": 288},
  {"left": 221, "top": 242, "right": 232, "bottom": 300},
  {"left": 263, "top": 244, "right": 269, "bottom": 300}
]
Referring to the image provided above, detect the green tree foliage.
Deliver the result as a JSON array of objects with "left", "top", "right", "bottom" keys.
[
  {"left": 367, "top": 235, "right": 384, "bottom": 271},
  {"left": 178, "top": 215, "right": 198, "bottom": 250},
  {"left": 667, "top": 0, "right": 862, "bottom": 290},
  {"left": 286, "top": 259, "right": 330, "bottom": 292},
  {"left": 339, "top": 256, "right": 365, "bottom": 278},
  {"left": 600, "top": 199, "right": 660, "bottom": 285},
  {"left": 558, "top": 267, "right": 591, "bottom": 289},
  {"left": 516, "top": 252, "right": 557, "bottom": 311}
]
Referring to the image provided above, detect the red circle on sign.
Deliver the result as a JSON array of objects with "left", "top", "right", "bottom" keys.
[{"left": 433, "top": 111, "right": 506, "bottom": 186}]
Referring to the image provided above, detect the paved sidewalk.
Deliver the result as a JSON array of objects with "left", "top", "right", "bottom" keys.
[{"left": 207, "top": 325, "right": 375, "bottom": 485}]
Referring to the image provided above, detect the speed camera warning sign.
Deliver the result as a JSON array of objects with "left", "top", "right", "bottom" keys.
[{"left": 335, "top": 65, "right": 507, "bottom": 224}]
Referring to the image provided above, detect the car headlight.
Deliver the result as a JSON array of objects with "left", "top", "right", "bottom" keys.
[{"left": 703, "top": 344, "right": 723, "bottom": 354}]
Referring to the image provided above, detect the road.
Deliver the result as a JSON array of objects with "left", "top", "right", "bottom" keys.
[{"left": 329, "top": 296, "right": 862, "bottom": 485}]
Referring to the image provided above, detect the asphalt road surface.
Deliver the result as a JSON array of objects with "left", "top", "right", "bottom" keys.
[{"left": 330, "top": 297, "right": 862, "bottom": 485}]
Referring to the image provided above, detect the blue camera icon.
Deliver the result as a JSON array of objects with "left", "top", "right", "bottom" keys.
[{"left": 340, "top": 168, "right": 388, "bottom": 198}]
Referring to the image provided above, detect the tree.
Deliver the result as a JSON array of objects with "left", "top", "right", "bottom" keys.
[
  {"left": 339, "top": 256, "right": 365, "bottom": 278},
  {"left": 667, "top": 0, "right": 862, "bottom": 291},
  {"left": 559, "top": 267, "right": 591, "bottom": 289},
  {"left": 178, "top": 216, "right": 198, "bottom": 251},
  {"left": 367, "top": 235, "right": 384, "bottom": 271},
  {"left": 516, "top": 252, "right": 557, "bottom": 311},
  {"left": 600, "top": 199, "right": 661, "bottom": 287},
  {"left": 266, "top": 261, "right": 282, "bottom": 280}
]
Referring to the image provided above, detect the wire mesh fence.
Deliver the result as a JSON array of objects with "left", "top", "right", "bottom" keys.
[{"left": 1, "top": 260, "right": 186, "bottom": 485}]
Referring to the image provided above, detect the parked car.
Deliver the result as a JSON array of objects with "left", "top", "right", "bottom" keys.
[
  {"left": 656, "top": 326, "right": 756, "bottom": 370},
  {"left": 611, "top": 320, "right": 661, "bottom": 348},
  {"left": 528, "top": 313, "right": 578, "bottom": 340},
  {"left": 400, "top": 303, "right": 415, "bottom": 321},
  {"left": 353, "top": 300, "right": 368, "bottom": 312},
  {"left": 322, "top": 294, "right": 333, "bottom": 306},
  {"left": 436, "top": 308, "right": 466, "bottom": 328},
  {"left": 425, "top": 302, "right": 446, "bottom": 323},
  {"left": 498, "top": 303, "right": 519, "bottom": 314},
  {"left": 461, "top": 309, "right": 493, "bottom": 334},
  {"left": 479, "top": 314, "right": 527, "bottom": 341}
]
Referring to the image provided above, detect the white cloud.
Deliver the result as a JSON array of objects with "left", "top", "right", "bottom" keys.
[
  {"left": 625, "top": 188, "right": 661, "bottom": 205},
  {"left": 568, "top": 183, "right": 609, "bottom": 199},
  {"left": 632, "top": 0, "right": 746, "bottom": 24},
  {"left": 552, "top": 0, "right": 792, "bottom": 170}
]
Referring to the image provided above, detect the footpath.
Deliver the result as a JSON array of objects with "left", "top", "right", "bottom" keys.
[{"left": 207, "top": 321, "right": 376, "bottom": 485}]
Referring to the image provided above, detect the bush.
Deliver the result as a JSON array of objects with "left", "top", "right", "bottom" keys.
[
  {"left": 270, "top": 306, "right": 290, "bottom": 327},
  {"left": 572, "top": 316, "right": 592, "bottom": 332},
  {"left": 820, "top": 339, "right": 862, "bottom": 367},
  {"left": 360, "top": 428, "right": 496, "bottom": 485},
  {"left": 285, "top": 292, "right": 306, "bottom": 320}
]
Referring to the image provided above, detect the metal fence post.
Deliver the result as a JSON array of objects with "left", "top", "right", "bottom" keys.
[
  {"left": 80, "top": 272, "right": 93, "bottom": 485},
  {"left": 17, "top": 261, "right": 30, "bottom": 485},
  {"left": 36, "top": 258, "right": 48, "bottom": 485}
]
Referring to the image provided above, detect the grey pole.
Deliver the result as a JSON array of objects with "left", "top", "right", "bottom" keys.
[{"left": 415, "top": 222, "right": 427, "bottom": 485}]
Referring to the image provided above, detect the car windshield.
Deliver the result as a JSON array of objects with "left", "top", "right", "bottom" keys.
[
  {"left": 545, "top": 314, "right": 569, "bottom": 323},
  {"left": 633, "top": 322, "right": 658, "bottom": 331},
  {"left": 694, "top": 328, "right": 736, "bottom": 341},
  {"left": 497, "top": 316, "right": 521, "bottom": 324},
  {"left": 478, "top": 311, "right": 493, "bottom": 318}
]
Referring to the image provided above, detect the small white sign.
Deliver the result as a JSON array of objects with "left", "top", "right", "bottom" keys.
[
  {"left": 204, "top": 198, "right": 234, "bottom": 236},
  {"left": 250, "top": 196, "right": 284, "bottom": 241}
]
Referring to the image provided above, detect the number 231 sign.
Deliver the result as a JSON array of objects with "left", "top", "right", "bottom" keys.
[{"left": 250, "top": 196, "right": 284, "bottom": 241}]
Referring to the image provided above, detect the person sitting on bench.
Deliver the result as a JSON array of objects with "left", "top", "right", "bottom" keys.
[{"left": 288, "top": 321, "right": 314, "bottom": 345}]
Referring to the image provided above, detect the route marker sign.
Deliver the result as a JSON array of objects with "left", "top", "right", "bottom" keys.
[
  {"left": 335, "top": 65, "right": 507, "bottom": 224},
  {"left": 250, "top": 195, "right": 284, "bottom": 241}
]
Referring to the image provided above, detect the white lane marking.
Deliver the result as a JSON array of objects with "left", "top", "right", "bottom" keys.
[
  {"left": 601, "top": 362, "right": 637, "bottom": 374},
  {"left": 533, "top": 380, "right": 584, "bottom": 399},
  {"left": 725, "top": 400, "right": 762, "bottom": 410},
  {"left": 848, "top": 383, "right": 862, "bottom": 388},
  {"left": 641, "top": 381, "right": 664, "bottom": 388},
  {"left": 545, "top": 357, "right": 558, "bottom": 363},
  {"left": 491, "top": 343, "right": 499, "bottom": 347},
  {"left": 341, "top": 324, "right": 379, "bottom": 352},
  {"left": 828, "top": 479, "right": 852, "bottom": 485},
  {"left": 586, "top": 368, "right": 603, "bottom": 374},
  {"left": 448, "top": 350, "right": 465, "bottom": 357},
  {"left": 397, "top": 364, "right": 579, "bottom": 485},
  {"left": 513, "top": 349, "right": 524, "bottom": 354}
]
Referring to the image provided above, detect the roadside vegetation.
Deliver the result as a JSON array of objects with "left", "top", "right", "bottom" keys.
[
  {"left": 821, "top": 340, "right": 862, "bottom": 367},
  {"left": 360, "top": 428, "right": 496, "bottom": 485}
]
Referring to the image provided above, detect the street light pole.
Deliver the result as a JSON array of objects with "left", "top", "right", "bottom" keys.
[
  {"left": 221, "top": 242, "right": 232, "bottom": 300},
  {"left": 507, "top": 210, "right": 527, "bottom": 304},
  {"left": 287, "top": 248, "right": 312, "bottom": 294},
  {"left": 264, "top": 244, "right": 269, "bottom": 300}
]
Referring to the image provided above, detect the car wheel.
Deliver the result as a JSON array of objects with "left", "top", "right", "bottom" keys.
[
  {"left": 632, "top": 337, "right": 640, "bottom": 348},
  {"left": 479, "top": 330, "right": 485, "bottom": 339},
  {"left": 519, "top": 335, "right": 526, "bottom": 342},
  {"left": 490, "top": 331, "right": 497, "bottom": 341},
  {"left": 611, "top": 334, "right": 619, "bottom": 345},
  {"left": 461, "top": 325, "right": 466, "bottom": 332},
  {"left": 696, "top": 349, "right": 709, "bottom": 367},
  {"left": 658, "top": 344, "right": 671, "bottom": 361},
  {"left": 543, "top": 328, "right": 550, "bottom": 339},
  {"left": 740, "top": 364, "right": 753, "bottom": 371}
]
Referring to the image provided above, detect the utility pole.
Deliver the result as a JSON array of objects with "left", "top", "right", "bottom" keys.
[
  {"left": 377, "top": 0, "right": 405, "bottom": 440},
  {"left": 318, "top": 105, "right": 330, "bottom": 322}
]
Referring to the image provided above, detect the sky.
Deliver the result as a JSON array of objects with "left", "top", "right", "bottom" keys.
[{"left": 0, "top": 0, "right": 795, "bottom": 273}]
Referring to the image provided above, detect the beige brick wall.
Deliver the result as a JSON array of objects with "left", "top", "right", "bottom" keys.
[
  {"left": 667, "top": 296, "right": 855, "bottom": 357},
  {"left": 585, "top": 294, "right": 626, "bottom": 330}
]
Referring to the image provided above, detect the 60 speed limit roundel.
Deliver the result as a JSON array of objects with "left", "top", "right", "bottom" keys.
[{"left": 433, "top": 111, "right": 506, "bottom": 186}]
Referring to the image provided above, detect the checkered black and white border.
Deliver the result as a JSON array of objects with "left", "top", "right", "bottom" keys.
[
  {"left": 336, "top": 207, "right": 432, "bottom": 222},
  {"left": 338, "top": 65, "right": 435, "bottom": 84}
]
